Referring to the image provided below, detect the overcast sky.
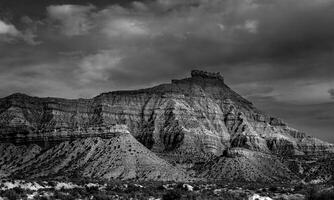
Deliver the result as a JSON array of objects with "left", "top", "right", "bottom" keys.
[{"left": 0, "top": 0, "right": 333, "bottom": 142}]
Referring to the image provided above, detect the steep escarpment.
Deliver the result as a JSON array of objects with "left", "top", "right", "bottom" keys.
[
  {"left": 0, "top": 70, "right": 333, "bottom": 183},
  {"left": 0, "top": 70, "right": 333, "bottom": 160}
]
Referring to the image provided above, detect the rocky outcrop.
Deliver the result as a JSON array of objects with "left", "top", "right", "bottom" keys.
[
  {"left": 0, "top": 70, "right": 333, "bottom": 165},
  {"left": 231, "top": 134, "right": 270, "bottom": 152},
  {"left": 266, "top": 137, "right": 300, "bottom": 156},
  {"left": 200, "top": 148, "right": 296, "bottom": 182},
  {"left": 190, "top": 70, "right": 224, "bottom": 81}
]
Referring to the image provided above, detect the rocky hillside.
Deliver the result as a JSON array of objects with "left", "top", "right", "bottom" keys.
[
  {"left": 0, "top": 70, "right": 333, "bottom": 182},
  {"left": 1, "top": 70, "right": 332, "bottom": 156},
  {"left": 199, "top": 148, "right": 297, "bottom": 182},
  {"left": 0, "top": 127, "right": 188, "bottom": 181}
]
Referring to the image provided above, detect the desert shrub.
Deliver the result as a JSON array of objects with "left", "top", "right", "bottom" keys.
[
  {"left": 294, "top": 184, "right": 305, "bottom": 192},
  {"left": 1, "top": 189, "right": 20, "bottom": 200},
  {"left": 192, "top": 185, "right": 200, "bottom": 191},
  {"left": 307, "top": 187, "right": 334, "bottom": 200},
  {"left": 246, "top": 185, "right": 256, "bottom": 191},
  {"left": 124, "top": 184, "right": 142, "bottom": 193},
  {"left": 156, "top": 184, "right": 166, "bottom": 191},
  {"left": 93, "top": 193, "right": 110, "bottom": 200},
  {"left": 67, "top": 187, "right": 89, "bottom": 197},
  {"left": 85, "top": 186, "right": 100, "bottom": 194},
  {"left": 269, "top": 186, "right": 278, "bottom": 192},
  {"left": 183, "top": 193, "right": 199, "bottom": 200},
  {"left": 34, "top": 196, "right": 49, "bottom": 200},
  {"left": 12, "top": 186, "right": 25, "bottom": 195},
  {"left": 307, "top": 186, "right": 320, "bottom": 200},
  {"left": 141, "top": 187, "right": 156, "bottom": 197},
  {"left": 54, "top": 191, "right": 76, "bottom": 200},
  {"left": 105, "top": 183, "right": 124, "bottom": 193},
  {"left": 176, "top": 183, "right": 184, "bottom": 190},
  {"left": 48, "top": 181, "right": 57, "bottom": 187},
  {"left": 162, "top": 189, "right": 182, "bottom": 200}
]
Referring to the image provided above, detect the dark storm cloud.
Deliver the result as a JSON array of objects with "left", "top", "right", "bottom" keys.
[
  {"left": 1, "top": 0, "right": 334, "bottom": 96},
  {"left": 79, "top": 0, "right": 334, "bottom": 86},
  {"left": 0, "top": 0, "right": 142, "bottom": 20},
  {"left": 0, "top": 0, "right": 334, "bottom": 141}
]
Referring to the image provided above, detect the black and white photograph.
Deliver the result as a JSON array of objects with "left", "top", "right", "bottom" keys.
[{"left": 0, "top": 0, "right": 333, "bottom": 199}]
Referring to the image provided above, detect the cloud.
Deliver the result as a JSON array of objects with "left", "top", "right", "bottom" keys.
[
  {"left": 242, "top": 20, "right": 258, "bottom": 33},
  {"left": 2, "top": 0, "right": 334, "bottom": 101},
  {"left": 329, "top": 89, "right": 334, "bottom": 99},
  {"left": 0, "top": 20, "right": 20, "bottom": 36},
  {"left": 102, "top": 18, "right": 149, "bottom": 38},
  {"left": 30, "top": 0, "right": 334, "bottom": 102},
  {"left": 0, "top": 20, "right": 39, "bottom": 44},
  {"left": 47, "top": 4, "right": 95, "bottom": 36},
  {"left": 78, "top": 51, "right": 123, "bottom": 83}
]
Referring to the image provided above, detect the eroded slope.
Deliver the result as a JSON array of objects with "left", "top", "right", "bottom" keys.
[{"left": 0, "top": 131, "right": 188, "bottom": 181}]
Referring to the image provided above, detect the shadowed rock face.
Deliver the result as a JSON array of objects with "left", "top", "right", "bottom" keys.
[{"left": 0, "top": 71, "right": 333, "bottom": 163}]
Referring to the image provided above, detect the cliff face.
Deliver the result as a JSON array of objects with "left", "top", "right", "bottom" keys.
[{"left": 0, "top": 71, "right": 333, "bottom": 163}]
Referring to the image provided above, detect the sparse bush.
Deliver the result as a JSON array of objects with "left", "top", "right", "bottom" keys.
[
  {"left": 294, "top": 184, "right": 305, "bottom": 192},
  {"left": 1, "top": 189, "right": 20, "bottom": 200},
  {"left": 93, "top": 193, "right": 110, "bottom": 200},
  {"left": 184, "top": 192, "right": 199, "bottom": 200},
  {"left": 156, "top": 184, "right": 166, "bottom": 191},
  {"left": 12, "top": 186, "right": 25, "bottom": 195},
  {"left": 162, "top": 189, "right": 182, "bottom": 200},
  {"left": 269, "top": 186, "right": 278, "bottom": 192},
  {"left": 86, "top": 186, "right": 100, "bottom": 194},
  {"left": 66, "top": 187, "right": 89, "bottom": 197},
  {"left": 307, "top": 187, "right": 334, "bottom": 200},
  {"left": 48, "top": 181, "right": 57, "bottom": 187},
  {"left": 54, "top": 191, "right": 76, "bottom": 200},
  {"left": 124, "top": 184, "right": 141, "bottom": 193},
  {"left": 34, "top": 196, "right": 49, "bottom": 200},
  {"left": 176, "top": 182, "right": 184, "bottom": 189},
  {"left": 106, "top": 183, "right": 125, "bottom": 193}
]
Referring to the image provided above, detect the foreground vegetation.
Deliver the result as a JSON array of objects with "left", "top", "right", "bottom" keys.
[{"left": 0, "top": 178, "right": 333, "bottom": 200}]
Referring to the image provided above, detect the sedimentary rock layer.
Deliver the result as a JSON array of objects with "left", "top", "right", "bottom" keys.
[{"left": 0, "top": 70, "right": 333, "bottom": 162}]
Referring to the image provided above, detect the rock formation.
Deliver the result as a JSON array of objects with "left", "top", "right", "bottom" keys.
[
  {"left": 0, "top": 70, "right": 333, "bottom": 182},
  {"left": 0, "top": 126, "right": 188, "bottom": 181},
  {"left": 200, "top": 148, "right": 296, "bottom": 182}
]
